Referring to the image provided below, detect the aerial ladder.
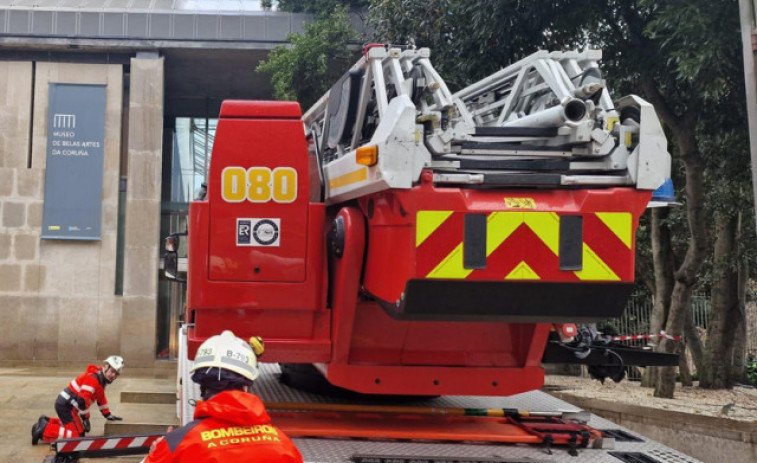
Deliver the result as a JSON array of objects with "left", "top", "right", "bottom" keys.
[{"left": 45, "top": 45, "right": 685, "bottom": 462}]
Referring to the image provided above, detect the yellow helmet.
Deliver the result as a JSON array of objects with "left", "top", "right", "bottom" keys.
[{"left": 190, "top": 330, "right": 259, "bottom": 382}]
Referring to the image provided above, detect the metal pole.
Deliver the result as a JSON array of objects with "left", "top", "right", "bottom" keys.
[{"left": 739, "top": 0, "right": 757, "bottom": 229}]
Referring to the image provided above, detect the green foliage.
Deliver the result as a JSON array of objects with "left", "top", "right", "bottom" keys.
[
  {"left": 256, "top": 5, "right": 358, "bottom": 108},
  {"left": 368, "top": 0, "right": 588, "bottom": 90},
  {"left": 747, "top": 355, "right": 757, "bottom": 385}
]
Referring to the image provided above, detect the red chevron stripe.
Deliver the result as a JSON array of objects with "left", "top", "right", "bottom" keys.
[
  {"left": 583, "top": 215, "right": 633, "bottom": 280},
  {"left": 415, "top": 212, "right": 465, "bottom": 277},
  {"left": 466, "top": 225, "right": 579, "bottom": 282}
]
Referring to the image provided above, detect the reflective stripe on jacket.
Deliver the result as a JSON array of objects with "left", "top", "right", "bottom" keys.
[{"left": 59, "top": 364, "right": 111, "bottom": 419}]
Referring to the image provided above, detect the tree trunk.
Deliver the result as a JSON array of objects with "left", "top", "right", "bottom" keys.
[
  {"left": 643, "top": 207, "right": 676, "bottom": 388},
  {"left": 684, "top": 294, "right": 705, "bottom": 378},
  {"left": 654, "top": 129, "right": 708, "bottom": 399},
  {"left": 732, "top": 249, "right": 748, "bottom": 383},
  {"left": 700, "top": 213, "right": 738, "bottom": 389},
  {"left": 656, "top": 283, "right": 692, "bottom": 397},
  {"left": 678, "top": 343, "right": 693, "bottom": 386}
]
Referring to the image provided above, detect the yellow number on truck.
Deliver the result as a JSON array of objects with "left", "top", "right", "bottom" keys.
[{"left": 222, "top": 166, "right": 297, "bottom": 203}]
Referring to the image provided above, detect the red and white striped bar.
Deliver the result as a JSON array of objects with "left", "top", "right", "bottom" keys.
[
  {"left": 53, "top": 433, "right": 164, "bottom": 460},
  {"left": 611, "top": 330, "right": 683, "bottom": 342}
]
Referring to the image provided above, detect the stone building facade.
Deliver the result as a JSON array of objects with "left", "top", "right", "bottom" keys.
[
  {"left": 0, "top": 2, "right": 310, "bottom": 367},
  {"left": 0, "top": 57, "right": 163, "bottom": 366}
]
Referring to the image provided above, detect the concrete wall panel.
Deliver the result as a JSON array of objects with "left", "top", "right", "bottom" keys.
[
  {"left": 0, "top": 168, "right": 13, "bottom": 196},
  {"left": 32, "top": 297, "right": 60, "bottom": 361},
  {"left": 149, "top": 13, "right": 171, "bottom": 38},
  {"left": 31, "top": 11, "right": 53, "bottom": 35},
  {"left": 80, "top": 11, "right": 101, "bottom": 37},
  {"left": 55, "top": 12, "right": 77, "bottom": 36},
  {"left": 96, "top": 297, "right": 123, "bottom": 359},
  {"left": 219, "top": 15, "right": 241, "bottom": 40},
  {"left": 243, "top": 16, "right": 265, "bottom": 40},
  {"left": 102, "top": 12, "right": 125, "bottom": 37},
  {"left": 57, "top": 297, "right": 99, "bottom": 361},
  {"left": 0, "top": 61, "right": 129, "bottom": 365},
  {"left": 9, "top": 10, "right": 30, "bottom": 34},
  {"left": 0, "top": 296, "right": 37, "bottom": 360},
  {"left": 0, "top": 62, "right": 32, "bottom": 169},
  {"left": 121, "top": 296, "right": 157, "bottom": 365}
]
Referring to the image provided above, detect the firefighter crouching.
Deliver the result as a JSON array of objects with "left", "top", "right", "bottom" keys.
[
  {"left": 142, "top": 330, "right": 303, "bottom": 462},
  {"left": 31, "top": 355, "right": 124, "bottom": 444}
]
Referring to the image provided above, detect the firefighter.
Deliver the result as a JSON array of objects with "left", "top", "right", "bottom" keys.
[
  {"left": 141, "top": 330, "right": 302, "bottom": 463},
  {"left": 31, "top": 355, "right": 124, "bottom": 444}
]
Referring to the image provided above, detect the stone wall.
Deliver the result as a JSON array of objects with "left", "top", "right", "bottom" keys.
[
  {"left": 0, "top": 58, "right": 164, "bottom": 367},
  {"left": 121, "top": 56, "right": 164, "bottom": 366}
]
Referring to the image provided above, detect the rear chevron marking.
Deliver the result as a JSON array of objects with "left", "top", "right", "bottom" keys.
[
  {"left": 505, "top": 261, "right": 541, "bottom": 280},
  {"left": 421, "top": 211, "right": 629, "bottom": 281},
  {"left": 426, "top": 243, "right": 472, "bottom": 279},
  {"left": 486, "top": 212, "right": 522, "bottom": 255},
  {"left": 416, "top": 210, "right": 453, "bottom": 246},
  {"left": 596, "top": 212, "right": 632, "bottom": 249},
  {"left": 523, "top": 212, "right": 560, "bottom": 255},
  {"left": 574, "top": 244, "right": 619, "bottom": 281}
]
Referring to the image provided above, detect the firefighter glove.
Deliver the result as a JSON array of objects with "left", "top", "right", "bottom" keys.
[
  {"left": 105, "top": 414, "right": 122, "bottom": 421},
  {"left": 80, "top": 415, "right": 91, "bottom": 433}
]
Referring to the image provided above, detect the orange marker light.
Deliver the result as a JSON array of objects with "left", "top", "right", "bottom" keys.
[{"left": 356, "top": 145, "right": 378, "bottom": 166}]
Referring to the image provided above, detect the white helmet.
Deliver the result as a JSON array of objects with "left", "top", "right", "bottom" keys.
[
  {"left": 104, "top": 355, "right": 124, "bottom": 373},
  {"left": 190, "top": 330, "right": 259, "bottom": 382}
]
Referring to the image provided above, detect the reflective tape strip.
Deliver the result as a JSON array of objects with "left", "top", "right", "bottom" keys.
[
  {"left": 58, "top": 428, "right": 65, "bottom": 439},
  {"left": 193, "top": 355, "right": 214, "bottom": 365},
  {"left": 81, "top": 385, "right": 95, "bottom": 394},
  {"left": 220, "top": 356, "right": 258, "bottom": 376},
  {"left": 59, "top": 390, "right": 71, "bottom": 400},
  {"left": 70, "top": 380, "right": 81, "bottom": 392},
  {"left": 329, "top": 167, "right": 367, "bottom": 190},
  {"left": 99, "top": 404, "right": 109, "bottom": 411}
]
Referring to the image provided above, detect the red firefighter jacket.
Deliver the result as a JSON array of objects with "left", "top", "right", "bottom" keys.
[
  {"left": 60, "top": 364, "right": 111, "bottom": 419},
  {"left": 143, "top": 390, "right": 303, "bottom": 463}
]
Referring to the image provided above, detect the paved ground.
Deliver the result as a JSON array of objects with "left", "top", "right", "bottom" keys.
[{"left": 0, "top": 365, "right": 174, "bottom": 462}]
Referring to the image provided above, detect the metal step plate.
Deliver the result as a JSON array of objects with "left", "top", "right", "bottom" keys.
[{"left": 244, "top": 364, "right": 704, "bottom": 463}]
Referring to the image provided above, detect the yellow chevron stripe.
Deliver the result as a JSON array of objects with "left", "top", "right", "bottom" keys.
[
  {"left": 416, "top": 211, "right": 454, "bottom": 247},
  {"left": 426, "top": 243, "right": 472, "bottom": 279},
  {"left": 574, "top": 244, "right": 619, "bottom": 281},
  {"left": 596, "top": 212, "right": 632, "bottom": 249},
  {"left": 486, "top": 212, "right": 523, "bottom": 255},
  {"left": 505, "top": 261, "right": 541, "bottom": 280},
  {"left": 523, "top": 212, "right": 560, "bottom": 256}
]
